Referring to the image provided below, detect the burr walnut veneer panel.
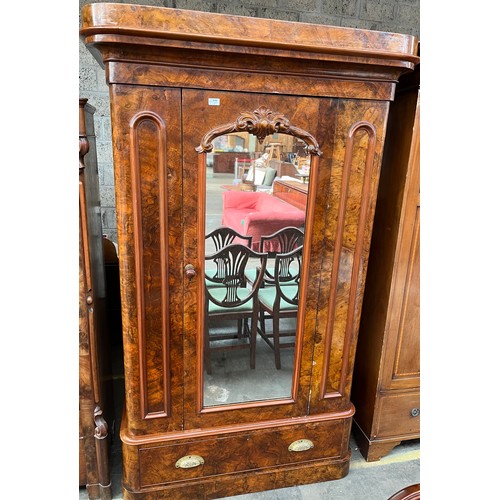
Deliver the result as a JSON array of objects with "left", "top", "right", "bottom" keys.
[{"left": 80, "top": 4, "right": 418, "bottom": 498}]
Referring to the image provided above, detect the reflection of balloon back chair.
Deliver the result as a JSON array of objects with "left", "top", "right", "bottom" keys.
[
  {"left": 245, "top": 226, "right": 304, "bottom": 286},
  {"left": 205, "top": 227, "right": 252, "bottom": 288},
  {"left": 257, "top": 245, "right": 303, "bottom": 369},
  {"left": 261, "top": 226, "right": 304, "bottom": 285},
  {"left": 205, "top": 226, "right": 253, "bottom": 253},
  {"left": 204, "top": 244, "right": 267, "bottom": 374}
]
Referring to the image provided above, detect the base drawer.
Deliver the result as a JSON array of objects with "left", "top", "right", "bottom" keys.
[
  {"left": 134, "top": 417, "right": 351, "bottom": 488},
  {"left": 374, "top": 392, "right": 420, "bottom": 439}
]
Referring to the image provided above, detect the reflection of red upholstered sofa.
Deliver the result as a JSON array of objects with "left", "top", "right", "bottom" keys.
[{"left": 221, "top": 191, "right": 305, "bottom": 250}]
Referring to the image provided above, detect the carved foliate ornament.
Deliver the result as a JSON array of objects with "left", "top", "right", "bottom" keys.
[
  {"left": 236, "top": 107, "right": 290, "bottom": 142},
  {"left": 196, "top": 106, "right": 321, "bottom": 156}
]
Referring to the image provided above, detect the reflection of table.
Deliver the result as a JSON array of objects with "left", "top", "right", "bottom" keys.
[
  {"left": 273, "top": 179, "right": 308, "bottom": 211},
  {"left": 213, "top": 152, "right": 250, "bottom": 173},
  {"left": 220, "top": 182, "right": 255, "bottom": 192},
  {"left": 268, "top": 160, "right": 297, "bottom": 178},
  {"left": 296, "top": 172, "right": 309, "bottom": 183}
]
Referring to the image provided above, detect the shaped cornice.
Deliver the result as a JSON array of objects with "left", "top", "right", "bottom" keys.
[{"left": 80, "top": 3, "right": 419, "bottom": 69}]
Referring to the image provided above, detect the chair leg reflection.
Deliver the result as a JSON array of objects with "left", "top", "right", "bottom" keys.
[
  {"left": 256, "top": 246, "right": 302, "bottom": 369},
  {"left": 257, "top": 314, "right": 297, "bottom": 370},
  {"left": 204, "top": 316, "right": 256, "bottom": 375},
  {"left": 204, "top": 244, "right": 268, "bottom": 375}
]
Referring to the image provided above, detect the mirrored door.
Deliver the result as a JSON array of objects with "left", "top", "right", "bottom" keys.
[{"left": 181, "top": 90, "right": 327, "bottom": 427}]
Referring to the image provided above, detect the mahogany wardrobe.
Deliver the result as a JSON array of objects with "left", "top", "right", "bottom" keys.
[
  {"left": 351, "top": 62, "right": 420, "bottom": 461},
  {"left": 79, "top": 98, "right": 113, "bottom": 499},
  {"left": 80, "top": 4, "right": 419, "bottom": 499}
]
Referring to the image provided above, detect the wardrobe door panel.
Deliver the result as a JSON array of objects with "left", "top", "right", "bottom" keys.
[
  {"left": 309, "top": 99, "right": 390, "bottom": 414},
  {"left": 109, "top": 85, "right": 184, "bottom": 435},
  {"left": 181, "top": 89, "right": 329, "bottom": 429},
  {"left": 380, "top": 112, "right": 420, "bottom": 392}
]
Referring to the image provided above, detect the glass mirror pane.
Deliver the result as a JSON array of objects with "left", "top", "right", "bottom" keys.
[{"left": 204, "top": 132, "right": 310, "bottom": 407}]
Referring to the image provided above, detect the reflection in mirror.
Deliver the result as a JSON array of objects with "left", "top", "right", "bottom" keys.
[{"left": 204, "top": 132, "right": 310, "bottom": 407}]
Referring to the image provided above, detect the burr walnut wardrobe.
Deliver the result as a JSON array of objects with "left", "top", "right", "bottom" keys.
[{"left": 80, "top": 4, "right": 418, "bottom": 498}]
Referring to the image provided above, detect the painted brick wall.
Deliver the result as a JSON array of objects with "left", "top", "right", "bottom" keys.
[{"left": 79, "top": 0, "right": 419, "bottom": 242}]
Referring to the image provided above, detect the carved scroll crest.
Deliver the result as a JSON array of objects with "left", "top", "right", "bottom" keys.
[
  {"left": 196, "top": 106, "right": 321, "bottom": 156},
  {"left": 94, "top": 405, "right": 109, "bottom": 439}
]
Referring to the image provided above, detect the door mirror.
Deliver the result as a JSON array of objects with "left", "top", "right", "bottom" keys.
[{"left": 197, "top": 107, "right": 320, "bottom": 408}]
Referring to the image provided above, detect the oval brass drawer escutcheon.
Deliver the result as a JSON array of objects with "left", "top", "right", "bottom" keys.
[
  {"left": 288, "top": 439, "right": 314, "bottom": 452},
  {"left": 175, "top": 455, "right": 205, "bottom": 469}
]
